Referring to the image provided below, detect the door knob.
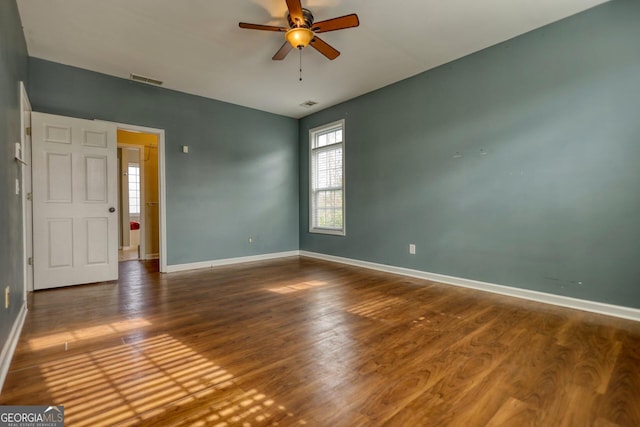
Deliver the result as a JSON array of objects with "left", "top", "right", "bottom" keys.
[{"left": 109, "top": 207, "right": 116, "bottom": 213}]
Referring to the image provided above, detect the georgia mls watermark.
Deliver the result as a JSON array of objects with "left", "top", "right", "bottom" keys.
[{"left": 0, "top": 406, "right": 64, "bottom": 427}]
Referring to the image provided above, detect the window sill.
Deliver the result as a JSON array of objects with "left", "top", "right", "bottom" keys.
[{"left": 309, "top": 228, "right": 345, "bottom": 236}]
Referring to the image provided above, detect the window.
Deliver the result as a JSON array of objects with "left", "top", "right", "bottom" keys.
[
  {"left": 310, "top": 120, "right": 345, "bottom": 235},
  {"left": 128, "top": 163, "right": 140, "bottom": 215}
]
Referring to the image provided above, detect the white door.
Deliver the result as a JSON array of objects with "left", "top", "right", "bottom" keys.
[{"left": 32, "top": 112, "right": 118, "bottom": 290}]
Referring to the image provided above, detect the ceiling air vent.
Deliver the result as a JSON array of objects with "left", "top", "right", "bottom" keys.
[
  {"left": 300, "top": 100, "right": 318, "bottom": 108},
  {"left": 130, "top": 73, "right": 163, "bottom": 86}
]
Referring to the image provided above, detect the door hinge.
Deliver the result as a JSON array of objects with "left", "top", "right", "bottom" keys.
[
  {"left": 28, "top": 257, "right": 33, "bottom": 266},
  {"left": 26, "top": 127, "right": 31, "bottom": 136},
  {"left": 27, "top": 192, "right": 32, "bottom": 201}
]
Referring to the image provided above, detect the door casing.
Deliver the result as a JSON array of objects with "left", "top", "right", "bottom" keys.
[{"left": 113, "top": 122, "right": 167, "bottom": 272}]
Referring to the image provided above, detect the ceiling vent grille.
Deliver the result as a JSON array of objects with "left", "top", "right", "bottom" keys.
[
  {"left": 300, "top": 100, "right": 318, "bottom": 108},
  {"left": 130, "top": 73, "right": 163, "bottom": 86}
]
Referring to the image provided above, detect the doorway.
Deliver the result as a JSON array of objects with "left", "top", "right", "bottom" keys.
[
  {"left": 117, "top": 129, "right": 160, "bottom": 266},
  {"left": 28, "top": 115, "right": 167, "bottom": 291}
]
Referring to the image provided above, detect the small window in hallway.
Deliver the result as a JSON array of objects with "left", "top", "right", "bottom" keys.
[{"left": 128, "top": 163, "right": 140, "bottom": 214}]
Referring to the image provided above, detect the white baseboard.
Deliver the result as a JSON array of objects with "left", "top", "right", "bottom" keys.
[
  {"left": 0, "top": 303, "right": 27, "bottom": 394},
  {"left": 300, "top": 251, "right": 640, "bottom": 322},
  {"left": 165, "top": 251, "right": 301, "bottom": 273}
]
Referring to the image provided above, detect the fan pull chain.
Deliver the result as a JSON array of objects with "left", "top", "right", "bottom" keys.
[{"left": 299, "top": 47, "right": 303, "bottom": 82}]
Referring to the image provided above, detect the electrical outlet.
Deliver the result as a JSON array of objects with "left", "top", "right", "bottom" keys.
[
  {"left": 4, "top": 286, "right": 9, "bottom": 309},
  {"left": 409, "top": 244, "right": 416, "bottom": 255}
]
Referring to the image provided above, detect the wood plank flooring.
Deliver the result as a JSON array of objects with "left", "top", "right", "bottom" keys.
[{"left": 1, "top": 257, "right": 639, "bottom": 426}]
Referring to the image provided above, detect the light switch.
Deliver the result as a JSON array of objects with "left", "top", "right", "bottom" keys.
[
  {"left": 182, "top": 145, "right": 189, "bottom": 154},
  {"left": 15, "top": 178, "right": 20, "bottom": 195}
]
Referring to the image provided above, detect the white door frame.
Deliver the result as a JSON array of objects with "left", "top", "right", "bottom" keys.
[
  {"left": 112, "top": 122, "right": 167, "bottom": 273},
  {"left": 20, "top": 82, "right": 32, "bottom": 295}
]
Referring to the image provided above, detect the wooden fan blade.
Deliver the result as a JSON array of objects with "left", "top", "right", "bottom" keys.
[
  {"left": 309, "top": 36, "right": 340, "bottom": 60},
  {"left": 286, "top": 0, "right": 304, "bottom": 24},
  {"left": 313, "top": 14, "right": 359, "bottom": 33},
  {"left": 239, "top": 22, "right": 287, "bottom": 32},
  {"left": 273, "top": 42, "right": 294, "bottom": 60}
]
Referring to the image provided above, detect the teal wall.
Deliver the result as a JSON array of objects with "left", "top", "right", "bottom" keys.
[
  {"left": 3, "top": 0, "right": 639, "bottom": 332},
  {"left": 0, "top": 0, "right": 29, "bottom": 354},
  {"left": 299, "top": 0, "right": 640, "bottom": 308},
  {"left": 29, "top": 59, "right": 299, "bottom": 266}
]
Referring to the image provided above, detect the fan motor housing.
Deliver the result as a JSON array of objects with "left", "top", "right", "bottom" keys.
[{"left": 288, "top": 8, "right": 314, "bottom": 28}]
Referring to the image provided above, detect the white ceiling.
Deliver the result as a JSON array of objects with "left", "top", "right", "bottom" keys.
[{"left": 17, "top": 0, "right": 608, "bottom": 119}]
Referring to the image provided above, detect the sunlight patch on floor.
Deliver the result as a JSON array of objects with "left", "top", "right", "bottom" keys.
[
  {"left": 28, "top": 318, "right": 152, "bottom": 351},
  {"left": 267, "top": 280, "right": 328, "bottom": 294},
  {"left": 346, "top": 296, "right": 405, "bottom": 320},
  {"left": 39, "top": 333, "right": 305, "bottom": 426}
]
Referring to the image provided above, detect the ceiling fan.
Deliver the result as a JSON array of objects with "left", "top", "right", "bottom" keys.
[{"left": 239, "top": 0, "right": 359, "bottom": 61}]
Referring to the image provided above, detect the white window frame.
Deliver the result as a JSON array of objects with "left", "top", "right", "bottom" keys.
[
  {"left": 309, "top": 119, "right": 345, "bottom": 236},
  {"left": 128, "top": 162, "right": 141, "bottom": 215}
]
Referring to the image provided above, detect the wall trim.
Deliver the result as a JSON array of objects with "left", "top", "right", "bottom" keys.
[
  {"left": 165, "top": 251, "right": 301, "bottom": 273},
  {"left": 300, "top": 251, "right": 640, "bottom": 322},
  {"left": 0, "top": 304, "right": 27, "bottom": 394}
]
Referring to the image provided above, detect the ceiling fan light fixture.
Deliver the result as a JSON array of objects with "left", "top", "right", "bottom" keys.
[
  {"left": 239, "top": 1, "right": 358, "bottom": 61},
  {"left": 285, "top": 27, "right": 313, "bottom": 48}
]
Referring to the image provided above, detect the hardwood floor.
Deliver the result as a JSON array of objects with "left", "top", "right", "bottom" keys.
[{"left": 1, "top": 257, "right": 639, "bottom": 426}]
